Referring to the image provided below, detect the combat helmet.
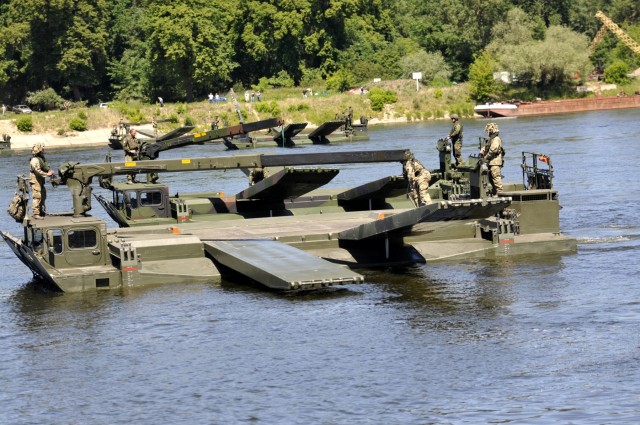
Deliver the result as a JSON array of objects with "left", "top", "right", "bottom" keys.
[
  {"left": 484, "top": 122, "right": 499, "bottom": 134},
  {"left": 450, "top": 114, "right": 459, "bottom": 120},
  {"left": 31, "top": 143, "right": 44, "bottom": 155}
]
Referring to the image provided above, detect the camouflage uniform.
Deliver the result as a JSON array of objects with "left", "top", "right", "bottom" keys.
[
  {"left": 404, "top": 158, "right": 432, "bottom": 206},
  {"left": 448, "top": 114, "right": 463, "bottom": 166},
  {"left": 123, "top": 130, "right": 139, "bottom": 183},
  {"left": 29, "top": 144, "right": 53, "bottom": 218},
  {"left": 482, "top": 122, "right": 504, "bottom": 195}
]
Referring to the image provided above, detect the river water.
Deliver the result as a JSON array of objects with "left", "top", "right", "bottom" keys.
[{"left": 1, "top": 111, "right": 639, "bottom": 424}]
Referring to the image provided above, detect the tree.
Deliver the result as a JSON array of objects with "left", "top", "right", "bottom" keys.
[
  {"left": 399, "top": 50, "right": 451, "bottom": 84},
  {"left": 145, "top": 0, "right": 237, "bottom": 102},
  {"left": 468, "top": 52, "right": 497, "bottom": 102},
  {"left": 56, "top": 0, "right": 110, "bottom": 100},
  {"left": 487, "top": 9, "right": 591, "bottom": 89},
  {"left": 233, "top": 0, "right": 309, "bottom": 85}
]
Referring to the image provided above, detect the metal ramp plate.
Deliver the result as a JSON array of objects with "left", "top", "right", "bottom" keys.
[
  {"left": 236, "top": 167, "right": 339, "bottom": 201},
  {"left": 203, "top": 239, "right": 364, "bottom": 290},
  {"left": 338, "top": 198, "right": 512, "bottom": 240},
  {"left": 156, "top": 126, "right": 196, "bottom": 142},
  {"left": 273, "top": 123, "right": 308, "bottom": 143},
  {"left": 308, "top": 120, "right": 344, "bottom": 138},
  {"left": 337, "top": 175, "right": 407, "bottom": 201}
]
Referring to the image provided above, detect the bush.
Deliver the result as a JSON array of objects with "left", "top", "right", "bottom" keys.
[
  {"left": 368, "top": 88, "right": 398, "bottom": 111},
  {"left": 184, "top": 115, "right": 195, "bottom": 126},
  {"left": 287, "top": 103, "right": 311, "bottom": 112},
  {"left": 604, "top": 61, "right": 631, "bottom": 85},
  {"left": 25, "top": 88, "right": 64, "bottom": 111},
  {"left": 16, "top": 116, "right": 33, "bottom": 132},
  {"left": 326, "top": 69, "right": 355, "bottom": 92},
  {"left": 77, "top": 110, "right": 88, "bottom": 120},
  {"left": 69, "top": 117, "right": 87, "bottom": 131},
  {"left": 269, "top": 71, "right": 295, "bottom": 88},
  {"left": 256, "top": 101, "right": 281, "bottom": 117}
]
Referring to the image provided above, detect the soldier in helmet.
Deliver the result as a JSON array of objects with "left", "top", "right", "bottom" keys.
[
  {"left": 123, "top": 128, "right": 139, "bottom": 184},
  {"left": 446, "top": 114, "right": 463, "bottom": 167},
  {"left": 481, "top": 122, "right": 504, "bottom": 195},
  {"left": 403, "top": 156, "right": 432, "bottom": 206},
  {"left": 29, "top": 143, "right": 55, "bottom": 219}
]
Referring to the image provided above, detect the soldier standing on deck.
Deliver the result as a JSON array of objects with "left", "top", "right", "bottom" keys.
[
  {"left": 403, "top": 156, "right": 432, "bottom": 206},
  {"left": 123, "top": 128, "right": 139, "bottom": 184},
  {"left": 446, "top": 114, "right": 463, "bottom": 167},
  {"left": 29, "top": 143, "right": 55, "bottom": 219},
  {"left": 481, "top": 122, "right": 504, "bottom": 195}
]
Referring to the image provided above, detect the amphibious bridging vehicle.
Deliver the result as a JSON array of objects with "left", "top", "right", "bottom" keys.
[{"left": 2, "top": 141, "right": 576, "bottom": 293}]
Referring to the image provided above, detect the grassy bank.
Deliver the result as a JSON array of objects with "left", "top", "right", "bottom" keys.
[
  {"left": 3, "top": 77, "right": 638, "bottom": 136},
  {"left": 0, "top": 80, "right": 476, "bottom": 136}
]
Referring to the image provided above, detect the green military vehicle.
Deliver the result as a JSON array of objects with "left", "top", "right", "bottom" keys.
[{"left": 2, "top": 138, "right": 576, "bottom": 293}]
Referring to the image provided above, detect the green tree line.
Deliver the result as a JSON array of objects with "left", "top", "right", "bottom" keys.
[{"left": 1, "top": 0, "right": 639, "bottom": 105}]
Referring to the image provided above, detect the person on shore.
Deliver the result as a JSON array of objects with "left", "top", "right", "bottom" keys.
[
  {"left": 1, "top": 104, "right": 6, "bottom": 115},
  {"left": 403, "top": 156, "right": 432, "bottom": 206},
  {"left": 481, "top": 122, "right": 504, "bottom": 196},
  {"left": 29, "top": 143, "right": 55, "bottom": 219},
  {"left": 158, "top": 96, "right": 164, "bottom": 107},
  {"left": 123, "top": 128, "right": 139, "bottom": 184},
  {"left": 446, "top": 114, "right": 463, "bottom": 167}
]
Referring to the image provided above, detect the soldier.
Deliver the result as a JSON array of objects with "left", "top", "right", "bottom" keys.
[
  {"left": 29, "top": 143, "right": 55, "bottom": 219},
  {"left": 481, "top": 122, "right": 504, "bottom": 195},
  {"left": 212, "top": 116, "right": 220, "bottom": 130},
  {"left": 123, "top": 128, "right": 139, "bottom": 184},
  {"left": 403, "top": 157, "right": 432, "bottom": 206},
  {"left": 446, "top": 114, "right": 463, "bottom": 167},
  {"left": 347, "top": 107, "right": 354, "bottom": 130}
]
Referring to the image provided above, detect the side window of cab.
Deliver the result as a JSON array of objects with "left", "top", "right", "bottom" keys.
[
  {"left": 49, "top": 229, "right": 63, "bottom": 254},
  {"left": 140, "top": 191, "right": 162, "bottom": 206},
  {"left": 68, "top": 229, "right": 97, "bottom": 249}
]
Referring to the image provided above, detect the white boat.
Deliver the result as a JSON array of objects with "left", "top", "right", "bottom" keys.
[{"left": 474, "top": 103, "right": 518, "bottom": 117}]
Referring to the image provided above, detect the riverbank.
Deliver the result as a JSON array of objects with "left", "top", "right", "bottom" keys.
[
  {"left": 1, "top": 115, "right": 432, "bottom": 151},
  {"left": 1, "top": 80, "right": 476, "bottom": 151}
]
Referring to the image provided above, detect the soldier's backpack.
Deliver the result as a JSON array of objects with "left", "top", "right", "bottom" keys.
[{"left": 7, "top": 193, "right": 26, "bottom": 222}]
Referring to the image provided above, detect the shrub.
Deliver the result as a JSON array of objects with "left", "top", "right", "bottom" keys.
[
  {"left": 26, "top": 88, "right": 64, "bottom": 111},
  {"left": 69, "top": 117, "right": 87, "bottom": 131},
  {"left": 256, "top": 101, "right": 281, "bottom": 117},
  {"left": 167, "top": 114, "right": 179, "bottom": 123},
  {"left": 604, "top": 61, "right": 631, "bottom": 85},
  {"left": 184, "top": 115, "right": 195, "bottom": 126},
  {"left": 326, "top": 69, "right": 355, "bottom": 92},
  {"left": 368, "top": 88, "right": 398, "bottom": 111},
  {"left": 269, "top": 71, "right": 295, "bottom": 88},
  {"left": 77, "top": 110, "right": 88, "bottom": 120},
  {"left": 287, "top": 103, "right": 311, "bottom": 112},
  {"left": 16, "top": 116, "right": 33, "bottom": 132}
]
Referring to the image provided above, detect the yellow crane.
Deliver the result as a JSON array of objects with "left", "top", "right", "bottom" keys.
[{"left": 590, "top": 11, "right": 640, "bottom": 55}]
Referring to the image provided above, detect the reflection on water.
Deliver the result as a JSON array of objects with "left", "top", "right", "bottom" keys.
[{"left": 1, "top": 113, "right": 640, "bottom": 423}]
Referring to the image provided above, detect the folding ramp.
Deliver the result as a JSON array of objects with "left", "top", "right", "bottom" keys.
[
  {"left": 203, "top": 239, "right": 364, "bottom": 290},
  {"left": 272, "top": 123, "right": 308, "bottom": 147},
  {"left": 307, "top": 121, "right": 345, "bottom": 144}
]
